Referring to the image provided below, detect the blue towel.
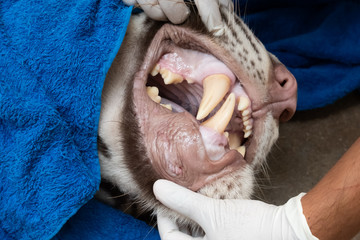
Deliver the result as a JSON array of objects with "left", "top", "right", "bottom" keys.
[
  {"left": 239, "top": 0, "right": 360, "bottom": 110},
  {"left": 0, "top": 0, "right": 155, "bottom": 239},
  {"left": 1, "top": 0, "right": 360, "bottom": 240}
]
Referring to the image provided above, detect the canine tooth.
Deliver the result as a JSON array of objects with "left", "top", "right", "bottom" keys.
[
  {"left": 244, "top": 130, "right": 252, "bottom": 138},
  {"left": 196, "top": 74, "right": 231, "bottom": 120},
  {"left": 160, "top": 68, "right": 184, "bottom": 85},
  {"left": 201, "top": 93, "right": 235, "bottom": 133},
  {"left": 236, "top": 145, "right": 246, "bottom": 157},
  {"left": 228, "top": 133, "right": 241, "bottom": 149},
  {"left": 151, "top": 64, "right": 160, "bottom": 76},
  {"left": 160, "top": 104, "right": 172, "bottom": 111},
  {"left": 238, "top": 96, "right": 250, "bottom": 111},
  {"left": 146, "top": 86, "right": 161, "bottom": 103},
  {"left": 224, "top": 132, "right": 229, "bottom": 139}
]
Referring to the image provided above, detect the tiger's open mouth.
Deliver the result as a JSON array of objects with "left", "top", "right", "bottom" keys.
[{"left": 132, "top": 24, "right": 260, "bottom": 191}]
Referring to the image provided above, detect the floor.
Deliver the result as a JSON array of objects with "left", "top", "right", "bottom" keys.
[{"left": 254, "top": 91, "right": 360, "bottom": 239}]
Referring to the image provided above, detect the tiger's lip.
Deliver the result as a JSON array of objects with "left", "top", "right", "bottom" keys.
[{"left": 132, "top": 23, "right": 260, "bottom": 190}]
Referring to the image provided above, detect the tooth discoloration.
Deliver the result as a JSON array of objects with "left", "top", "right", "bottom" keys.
[
  {"left": 196, "top": 74, "right": 231, "bottom": 120},
  {"left": 201, "top": 93, "right": 235, "bottom": 133},
  {"left": 146, "top": 86, "right": 161, "bottom": 103},
  {"left": 151, "top": 64, "right": 160, "bottom": 76},
  {"left": 160, "top": 68, "right": 184, "bottom": 85}
]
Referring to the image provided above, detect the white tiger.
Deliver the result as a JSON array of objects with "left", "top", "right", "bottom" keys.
[{"left": 97, "top": 0, "right": 297, "bottom": 232}]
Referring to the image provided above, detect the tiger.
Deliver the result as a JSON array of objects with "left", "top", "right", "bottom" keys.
[{"left": 97, "top": 2, "right": 297, "bottom": 233}]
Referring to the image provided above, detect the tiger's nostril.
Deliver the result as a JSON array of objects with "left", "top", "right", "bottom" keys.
[
  {"left": 280, "top": 79, "right": 287, "bottom": 87},
  {"left": 271, "top": 63, "right": 298, "bottom": 122}
]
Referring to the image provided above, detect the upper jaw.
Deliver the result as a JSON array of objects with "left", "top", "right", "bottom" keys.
[{"left": 132, "top": 24, "right": 264, "bottom": 190}]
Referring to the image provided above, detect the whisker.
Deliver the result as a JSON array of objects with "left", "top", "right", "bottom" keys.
[{"left": 106, "top": 192, "right": 129, "bottom": 199}]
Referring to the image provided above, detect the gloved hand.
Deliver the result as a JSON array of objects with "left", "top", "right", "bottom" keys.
[
  {"left": 153, "top": 179, "right": 318, "bottom": 240},
  {"left": 122, "top": 0, "right": 232, "bottom": 35}
]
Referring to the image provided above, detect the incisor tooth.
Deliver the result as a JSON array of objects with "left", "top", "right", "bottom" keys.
[
  {"left": 201, "top": 93, "right": 235, "bottom": 133},
  {"left": 238, "top": 96, "right": 250, "bottom": 111},
  {"left": 242, "top": 109, "right": 251, "bottom": 117},
  {"left": 151, "top": 64, "right": 160, "bottom": 76},
  {"left": 196, "top": 74, "right": 231, "bottom": 120},
  {"left": 228, "top": 133, "right": 241, "bottom": 150},
  {"left": 160, "top": 68, "right": 184, "bottom": 85},
  {"left": 236, "top": 145, "right": 246, "bottom": 157},
  {"left": 146, "top": 86, "right": 161, "bottom": 103},
  {"left": 244, "top": 130, "right": 252, "bottom": 138},
  {"left": 160, "top": 104, "right": 172, "bottom": 111}
]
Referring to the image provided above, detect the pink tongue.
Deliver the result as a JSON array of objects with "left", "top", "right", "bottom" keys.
[{"left": 158, "top": 48, "right": 236, "bottom": 84}]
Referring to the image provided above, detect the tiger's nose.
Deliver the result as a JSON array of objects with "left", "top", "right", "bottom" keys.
[{"left": 270, "top": 64, "right": 297, "bottom": 122}]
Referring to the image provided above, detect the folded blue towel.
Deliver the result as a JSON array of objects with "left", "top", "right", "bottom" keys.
[
  {"left": 1, "top": 0, "right": 359, "bottom": 240},
  {"left": 240, "top": 0, "right": 360, "bottom": 110}
]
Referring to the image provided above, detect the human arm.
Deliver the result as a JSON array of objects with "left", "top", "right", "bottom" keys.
[{"left": 301, "top": 137, "right": 360, "bottom": 240}]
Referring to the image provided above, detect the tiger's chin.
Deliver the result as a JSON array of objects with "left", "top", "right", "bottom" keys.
[{"left": 98, "top": 9, "right": 296, "bottom": 233}]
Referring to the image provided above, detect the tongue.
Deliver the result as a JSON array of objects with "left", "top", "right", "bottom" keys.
[{"left": 158, "top": 48, "right": 236, "bottom": 85}]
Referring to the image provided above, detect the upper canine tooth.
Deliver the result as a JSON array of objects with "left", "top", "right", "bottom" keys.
[
  {"left": 238, "top": 96, "right": 250, "bottom": 111},
  {"left": 146, "top": 86, "right": 161, "bottom": 103},
  {"left": 201, "top": 93, "right": 235, "bottom": 133},
  {"left": 196, "top": 74, "right": 231, "bottom": 120},
  {"left": 151, "top": 64, "right": 160, "bottom": 76},
  {"left": 160, "top": 68, "right": 184, "bottom": 85}
]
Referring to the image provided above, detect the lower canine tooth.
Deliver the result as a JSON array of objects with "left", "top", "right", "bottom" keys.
[
  {"left": 146, "top": 86, "right": 161, "bottom": 103},
  {"left": 236, "top": 145, "right": 246, "bottom": 157},
  {"left": 160, "top": 68, "right": 184, "bottom": 85},
  {"left": 151, "top": 64, "right": 160, "bottom": 76},
  {"left": 228, "top": 133, "right": 241, "bottom": 150},
  {"left": 201, "top": 93, "right": 235, "bottom": 133},
  {"left": 196, "top": 74, "right": 231, "bottom": 120}
]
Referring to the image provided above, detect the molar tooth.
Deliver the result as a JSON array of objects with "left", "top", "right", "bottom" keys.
[
  {"left": 201, "top": 93, "right": 235, "bottom": 134},
  {"left": 237, "top": 96, "right": 250, "bottom": 111},
  {"left": 160, "top": 68, "right": 184, "bottom": 85},
  {"left": 151, "top": 64, "right": 160, "bottom": 76},
  {"left": 244, "top": 130, "right": 252, "bottom": 138},
  {"left": 146, "top": 86, "right": 161, "bottom": 103},
  {"left": 196, "top": 74, "right": 231, "bottom": 120},
  {"left": 236, "top": 145, "right": 246, "bottom": 157},
  {"left": 160, "top": 103, "right": 172, "bottom": 111}
]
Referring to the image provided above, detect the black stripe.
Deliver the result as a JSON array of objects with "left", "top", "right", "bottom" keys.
[{"left": 97, "top": 135, "right": 111, "bottom": 159}]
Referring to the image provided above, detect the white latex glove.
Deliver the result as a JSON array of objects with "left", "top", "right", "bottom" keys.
[
  {"left": 122, "top": 0, "right": 233, "bottom": 35},
  {"left": 153, "top": 180, "right": 319, "bottom": 240}
]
